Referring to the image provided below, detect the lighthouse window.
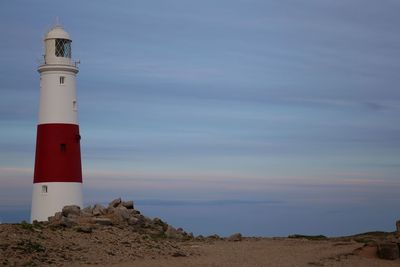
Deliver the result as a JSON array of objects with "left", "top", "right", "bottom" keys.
[
  {"left": 60, "top": 76, "right": 65, "bottom": 85},
  {"left": 41, "top": 185, "right": 48, "bottom": 194},
  {"left": 55, "top": 38, "right": 71, "bottom": 58}
]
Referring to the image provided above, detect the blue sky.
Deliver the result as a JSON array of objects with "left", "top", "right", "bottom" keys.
[{"left": 0, "top": 0, "right": 400, "bottom": 236}]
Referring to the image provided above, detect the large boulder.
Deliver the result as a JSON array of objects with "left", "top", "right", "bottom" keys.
[
  {"left": 108, "top": 198, "right": 122, "bottom": 208},
  {"left": 227, "top": 233, "right": 242, "bottom": 242},
  {"left": 396, "top": 220, "right": 400, "bottom": 237},
  {"left": 114, "top": 206, "right": 130, "bottom": 221},
  {"left": 377, "top": 242, "right": 399, "bottom": 260},
  {"left": 62, "top": 205, "right": 81, "bottom": 218},
  {"left": 121, "top": 200, "right": 134, "bottom": 209}
]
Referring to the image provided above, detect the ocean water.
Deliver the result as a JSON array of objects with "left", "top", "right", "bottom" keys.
[
  {"left": 1, "top": 200, "right": 396, "bottom": 237},
  {"left": 0, "top": 207, "right": 30, "bottom": 224},
  {"left": 135, "top": 200, "right": 398, "bottom": 237}
]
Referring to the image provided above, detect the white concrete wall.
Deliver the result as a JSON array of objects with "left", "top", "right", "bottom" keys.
[
  {"left": 31, "top": 182, "right": 83, "bottom": 222},
  {"left": 38, "top": 71, "right": 78, "bottom": 125}
]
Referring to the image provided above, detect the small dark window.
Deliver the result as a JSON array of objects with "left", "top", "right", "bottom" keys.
[
  {"left": 60, "top": 76, "right": 65, "bottom": 84},
  {"left": 42, "top": 185, "right": 48, "bottom": 193},
  {"left": 60, "top": 143, "right": 66, "bottom": 152},
  {"left": 55, "top": 39, "right": 71, "bottom": 58}
]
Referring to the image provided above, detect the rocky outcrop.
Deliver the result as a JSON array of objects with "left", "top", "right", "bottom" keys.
[
  {"left": 47, "top": 198, "right": 193, "bottom": 241},
  {"left": 377, "top": 242, "right": 399, "bottom": 260},
  {"left": 375, "top": 220, "right": 400, "bottom": 260}
]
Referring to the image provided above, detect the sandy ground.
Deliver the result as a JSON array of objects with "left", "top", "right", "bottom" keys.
[
  {"left": 2, "top": 223, "right": 400, "bottom": 267},
  {"left": 111, "top": 238, "right": 400, "bottom": 267}
]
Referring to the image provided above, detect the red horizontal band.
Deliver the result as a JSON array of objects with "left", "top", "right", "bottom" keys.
[{"left": 34, "top": 123, "right": 82, "bottom": 183}]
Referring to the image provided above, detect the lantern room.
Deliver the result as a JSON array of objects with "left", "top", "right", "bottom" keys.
[{"left": 43, "top": 26, "right": 74, "bottom": 66}]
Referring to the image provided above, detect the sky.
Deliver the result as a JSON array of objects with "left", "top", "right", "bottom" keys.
[{"left": 0, "top": 0, "right": 400, "bottom": 236}]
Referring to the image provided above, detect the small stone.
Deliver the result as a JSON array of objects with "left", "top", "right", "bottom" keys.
[
  {"left": 93, "top": 218, "right": 113, "bottom": 226},
  {"left": 207, "top": 234, "right": 221, "bottom": 240},
  {"left": 165, "top": 225, "right": 179, "bottom": 238},
  {"left": 62, "top": 205, "right": 81, "bottom": 217},
  {"left": 54, "top": 212, "right": 62, "bottom": 220},
  {"left": 165, "top": 225, "right": 186, "bottom": 240},
  {"left": 92, "top": 204, "right": 106, "bottom": 216},
  {"left": 109, "top": 198, "right": 122, "bottom": 208},
  {"left": 227, "top": 233, "right": 242, "bottom": 242},
  {"left": 121, "top": 200, "right": 134, "bottom": 209},
  {"left": 153, "top": 218, "right": 168, "bottom": 231},
  {"left": 196, "top": 235, "right": 205, "bottom": 240},
  {"left": 81, "top": 211, "right": 93, "bottom": 217},
  {"left": 82, "top": 205, "right": 93, "bottom": 214},
  {"left": 377, "top": 242, "right": 399, "bottom": 260},
  {"left": 75, "top": 226, "right": 93, "bottom": 233},
  {"left": 171, "top": 251, "right": 187, "bottom": 257},
  {"left": 128, "top": 217, "right": 140, "bottom": 226},
  {"left": 60, "top": 216, "right": 77, "bottom": 228},
  {"left": 106, "top": 206, "right": 115, "bottom": 214},
  {"left": 48, "top": 211, "right": 62, "bottom": 223}
]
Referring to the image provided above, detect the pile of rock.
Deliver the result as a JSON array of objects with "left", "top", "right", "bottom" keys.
[
  {"left": 375, "top": 220, "right": 400, "bottom": 260},
  {"left": 46, "top": 198, "right": 194, "bottom": 241}
]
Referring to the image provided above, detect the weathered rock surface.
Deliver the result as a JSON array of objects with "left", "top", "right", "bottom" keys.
[
  {"left": 47, "top": 198, "right": 193, "bottom": 241},
  {"left": 121, "top": 200, "right": 134, "bottom": 209},
  {"left": 92, "top": 203, "right": 106, "bottom": 216},
  {"left": 60, "top": 216, "right": 77, "bottom": 228},
  {"left": 108, "top": 198, "right": 122, "bottom": 208},
  {"left": 62, "top": 205, "right": 81, "bottom": 218},
  {"left": 377, "top": 242, "right": 399, "bottom": 260},
  {"left": 93, "top": 217, "right": 113, "bottom": 226}
]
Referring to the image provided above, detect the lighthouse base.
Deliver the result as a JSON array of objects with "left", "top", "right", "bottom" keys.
[{"left": 31, "top": 182, "right": 83, "bottom": 222}]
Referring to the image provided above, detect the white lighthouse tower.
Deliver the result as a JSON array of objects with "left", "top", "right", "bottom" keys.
[{"left": 31, "top": 25, "right": 83, "bottom": 222}]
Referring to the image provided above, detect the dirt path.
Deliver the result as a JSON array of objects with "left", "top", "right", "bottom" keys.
[{"left": 111, "top": 239, "right": 400, "bottom": 267}]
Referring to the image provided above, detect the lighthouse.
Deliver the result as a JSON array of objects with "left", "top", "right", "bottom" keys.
[{"left": 31, "top": 25, "right": 83, "bottom": 222}]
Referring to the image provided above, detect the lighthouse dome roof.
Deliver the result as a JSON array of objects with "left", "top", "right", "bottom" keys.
[{"left": 45, "top": 26, "right": 71, "bottom": 40}]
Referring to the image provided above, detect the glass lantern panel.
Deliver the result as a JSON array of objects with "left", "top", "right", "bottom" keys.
[{"left": 55, "top": 39, "right": 71, "bottom": 58}]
